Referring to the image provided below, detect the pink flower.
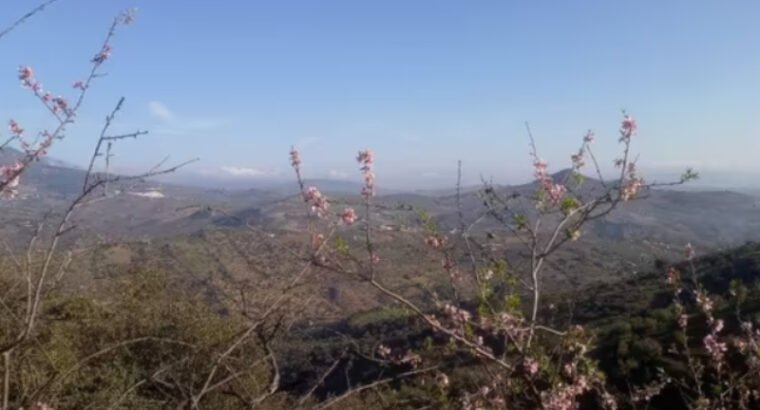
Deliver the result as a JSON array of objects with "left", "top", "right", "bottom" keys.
[
  {"left": 304, "top": 186, "right": 320, "bottom": 201},
  {"left": 303, "top": 186, "right": 329, "bottom": 217},
  {"left": 356, "top": 149, "right": 375, "bottom": 197},
  {"left": 619, "top": 113, "right": 637, "bottom": 142},
  {"left": 51, "top": 96, "right": 73, "bottom": 116},
  {"left": 524, "top": 357, "right": 539, "bottom": 376},
  {"left": 370, "top": 254, "right": 381, "bottom": 264},
  {"left": 621, "top": 115, "right": 636, "bottom": 133},
  {"left": 377, "top": 344, "right": 391, "bottom": 358},
  {"left": 583, "top": 130, "right": 594, "bottom": 143},
  {"left": 72, "top": 80, "right": 85, "bottom": 90},
  {"left": 311, "top": 233, "right": 325, "bottom": 248},
  {"left": 18, "top": 66, "right": 33, "bottom": 83},
  {"left": 425, "top": 235, "right": 443, "bottom": 249},
  {"left": 684, "top": 243, "right": 696, "bottom": 261},
  {"left": 8, "top": 119, "right": 24, "bottom": 136},
  {"left": 341, "top": 207, "right": 357, "bottom": 225},
  {"left": 92, "top": 44, "right": 112, "bottom": 64},
  {"left": 1, "top": 161, "right": 24, "bottom": 198},
  {"left": 713, "top": 319, "right": 724, "bottom": 333},
  {"left": 666, "top": 267, "right": 679, "bottom": 286},
  {"left": 436, "top": 372, "right": 450, "bottom": 387},
  {"left": 703, "top": 334, "right": 727, "bottom": 363},
  {"left": 356, "top": 149, "right": 374, "bottom": 167},
  {"left": 571, "top": 150, "right": 585, "bottom": 169},
  {"left": 695, "top": 291, "right": 714, "bottom": 316},
  {"left": 621, "top": 176, "right": 643, "bottom": 201},
  {"left": 547, "top": 183, "right": 567, "bottom": 205},
  {"left": 678, "top": 314, "right": 688, "bottom": 329},
  {"left": 532, "top": 157, "right": 566, "bottom": 206}
]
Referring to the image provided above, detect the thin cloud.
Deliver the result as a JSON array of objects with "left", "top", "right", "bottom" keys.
[
  {"left": 148, "top": 101, "right": 174, "bottom": 122},
  {"left": 328, "top": 170, "right": 349, "bottom": 180},
  {"left": 219, "top": 166, "right": 278, "bottom": 178}
]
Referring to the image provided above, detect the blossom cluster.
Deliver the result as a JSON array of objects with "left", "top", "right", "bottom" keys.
[
  {"left": 620, "top": 162, "right": 643, "bottom": 201},
  {"left": 570, "top": 130, "right": 594, "bottom": 170},
  {"left": 533, "top": 158, "right": 566, "bottom": 206},
  {"left": 356, "top": 149, "right": 375, "bottom": 198},
  {"left": 18, "top": 66, "right": 74, "bottom": 117},
  {"left": 0, "top": 161, "right": 23, "bottom": 198},
  {"left": 303, "top": 186, "right": 329, "bottom": 218},
  {"left": 619, "top": 114, "right": 637, "bottom": 142}
]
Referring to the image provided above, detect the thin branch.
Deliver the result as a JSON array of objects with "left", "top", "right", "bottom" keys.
[
  {"left": 314, "top": 366, "right": 438, "bottom": 410},
  {"left": 0, "top": 0, "right": 59, "bottom": 41}
]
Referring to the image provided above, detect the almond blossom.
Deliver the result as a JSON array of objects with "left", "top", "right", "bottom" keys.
[
  {"left": 685, "top": 243, "right": 696, "bottom": 261},
  {"left": 341, "top": 207, "right": 357, "bottom": 225},
  {"left": 92, "top": 44, "right": 112, "bottom": 64},
  {"left": 356, "top": 149, "right": 375, "bottom": 198},
  {"left": 619, "top": 113, "right": 637, "bottom": 141},
  {"left": 303, "top": 186, "right": 329, "bottom": 218},
  {"left": 0, "top": 161, "right": 24, "bottom": 198}
]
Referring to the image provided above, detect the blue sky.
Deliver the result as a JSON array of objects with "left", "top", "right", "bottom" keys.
[{"left": 2, "top": 0, "right": 759, "bottom": 189}]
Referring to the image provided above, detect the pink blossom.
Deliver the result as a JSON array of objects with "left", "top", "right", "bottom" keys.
[
  {"left": 304, "top": 186, "right": 320, "bottom": 201},
  {"left": 547, "top": 183, "right": 567, "bottom": 205},
  {"left": 685, "top": 243, "right": 696, "bottom": 261},
  {"left": 583, "top": 130, "right": 594, "bottom": 143},
  {"left": 92, "top": 44, "right": 112, "bottom": 64},
  {"left": 341, "top": 207, "right": 357, "bottom": 225},
  {"left": 703, "top": 334, "right": 727, "bottom": 363},
  {"left": 311, "top": 233, "right": 325, "bottom": 248},
  {"left": 303, "top": 186, "right": 329, "bottom": 217},
  {"left": 356, "top": 149, "right": 375, "bottom": 197},
  {"left": 1, "top": 161, "right": 24, "bottom": 198},
  {"left": 72, "top": 80, "right": 85, "bottom": 90},
  {"left": 443, "top": 303, "right": 472, "bottom": 325},
  {"left": 377, "top": 344, "right": 391, "bottom": 358},
  {"left": 425, "top": 235, "right": 444, "bottom": 249},
  {"left": 713, "top": 319, "right": 724, "bottom": 333},
  {"left": 532, "top": 157, "right": 566, "bottom": 206},
  {"left": 621, "top": 115, "right": 636, "bottom": 133},
  {"left": 18, "top": 66, "right": 33, "bottom": 82},
  {"left": 524, "top": 357, "right": 539, "bottom": 376},
  {"left": 621, "top": 176, "right": 643, "bottom": 201},
  {"left": 666, "top": 267, "right": 679, "bottom": 286},
  {"left": 695, "top": 291, "right": 714, "bottom": 316},
  {"left": 678, "top": 314, "right": 688, "bottom": 329},
  {"left": 52, "top": 96, "right": 73, "bottom": 116},
  {"left": 8, "top": 119, "right": 24, "bottom": 136},
  {"left": 436, "top": 372, "right": 450, "bottom": 387},
  {"left": 356, "top": 149, "right": 374, "bottom": 168},
  {"left": 620, "top": 114, "right": 637, "bottom": 141}
]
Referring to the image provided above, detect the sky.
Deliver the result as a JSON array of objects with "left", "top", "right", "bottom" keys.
[{"left": 1, "top": 0, "right": 759, "bottom": 190}]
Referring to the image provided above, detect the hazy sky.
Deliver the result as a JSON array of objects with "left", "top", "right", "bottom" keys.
[{"left": 1, "top": 1, "right": 759, "bottom": 189}]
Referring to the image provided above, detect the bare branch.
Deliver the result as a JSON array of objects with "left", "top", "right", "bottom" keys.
[{"left": 0, "top": 0, "right": 59, "bottom": 41}]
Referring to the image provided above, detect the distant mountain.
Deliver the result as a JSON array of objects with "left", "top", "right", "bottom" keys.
[{"left": 3, "top": 149, "right": 760, "bottom": 271}]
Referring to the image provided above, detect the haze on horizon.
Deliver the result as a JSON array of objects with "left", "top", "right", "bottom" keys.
[{"left": 2, "top": 0, "right": 759, "bottom": 190}]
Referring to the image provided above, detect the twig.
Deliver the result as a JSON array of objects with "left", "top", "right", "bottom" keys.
[
  {"left": 315, "top": 366, "right": 438, "bottom": 410},
  {"left": 0, "top": 0, "right": 59, "bottom": 41}
]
